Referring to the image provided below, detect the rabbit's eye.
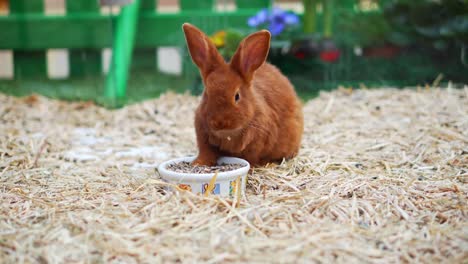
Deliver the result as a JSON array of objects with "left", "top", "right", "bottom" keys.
[{"left": 234, "top": 92, "right": 240, "bottom": 103}]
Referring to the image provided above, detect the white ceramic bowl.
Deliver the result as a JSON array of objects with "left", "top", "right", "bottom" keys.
[{"left": 157, "top": 156, "right": 250, "bottom": 197}]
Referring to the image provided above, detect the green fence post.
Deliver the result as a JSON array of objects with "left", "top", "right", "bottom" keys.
[
  {"left": 236, "top": 0, "right": 271, "bottom": 9},
  {"left": 140, "top": 0, "right": 155, "bottom": 10},
  {"left": 180, "top": 0, "right": 214, "bottom": 10},
  {"left": 105, "top": 0, "right": 141, "bottom": 104},
  {"left": 10, "top": 0, "right": 46, "bottom": 78},
  {"left": 132, "top": 0, "right": 157, "bottom": 71},
  {"left": 66, "top": 0, "right": 102, "bottom": 77},
  {"left": 302, "top": 0, "right": 318, "bottom": 34},
  {"left": 323, "top": 0, "right": 334, "bottom": 38}
]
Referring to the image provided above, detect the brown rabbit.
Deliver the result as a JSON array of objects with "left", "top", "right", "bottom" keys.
[{"left": 182, "top": 23, "right": 304, "bottom": 166}]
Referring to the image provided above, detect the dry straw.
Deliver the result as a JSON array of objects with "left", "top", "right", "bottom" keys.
[{"left": 0, "top": 86, "right": 467, "bottom": 263}]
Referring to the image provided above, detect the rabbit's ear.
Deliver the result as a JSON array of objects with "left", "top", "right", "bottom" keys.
[
  {"left": 230, "top": 30, "right": 271, "bottom": 81},
  {"left": 182, "top": 23, "right": 223, "bottom": 77}
]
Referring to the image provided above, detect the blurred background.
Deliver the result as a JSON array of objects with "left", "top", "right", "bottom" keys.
[{"left": 0, "top": 0, "right": 467, "bottom": 107}]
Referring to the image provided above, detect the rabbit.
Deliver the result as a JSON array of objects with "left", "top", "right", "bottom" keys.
[{"left": 182, "top": 23, "right": 304, "bottom": 167}]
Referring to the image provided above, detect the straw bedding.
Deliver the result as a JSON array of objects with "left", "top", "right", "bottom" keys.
[{"left": 0, "top": 87, "right": 467, "bottom": 263}]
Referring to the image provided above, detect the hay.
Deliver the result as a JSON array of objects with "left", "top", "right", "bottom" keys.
[{"left": 0, "top": 86, "right": 467, "bottom": 263}]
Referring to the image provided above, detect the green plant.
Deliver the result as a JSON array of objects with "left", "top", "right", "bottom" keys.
[
  {"left": 382, "top": 0, "right": 468, "bottom": 51},
  {"left": 209, "top": 29, "right": 246, "bottom": 59},
  {"left": 337, "top": 0, "right": 468, "bottom": 50},
  {"left": 222, "top": 30, "right": 245, "bottom": 59},
  {"left": 337, "top": 10, "right": 411, "bottom": 47}
]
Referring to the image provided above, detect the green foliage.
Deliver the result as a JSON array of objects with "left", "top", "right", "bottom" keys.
[
  {"left": 383, "top": 0, "right": 468, "bottom": 49},
  {"left": 220, "top": 29, "right": 245, "bottom": 59},
  {"left": 337, "top": 0, "right": 468, "bottom": 49},
  {"left": 337, "top": 11, "right": 411, "bottom": 46}
]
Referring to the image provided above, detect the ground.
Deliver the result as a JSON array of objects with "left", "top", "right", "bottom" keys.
[{"left": 0, "top": 87, "right": 467, "bottom": 263}]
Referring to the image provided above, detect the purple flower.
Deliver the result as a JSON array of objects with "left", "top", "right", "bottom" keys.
[
  {"left": 283, "top": 13, "right": 299, "bottom": 25},
  {"left": 248, "top": 8, "right": 268, "bottom": 27},
  {"left": 268, "top": 22, "right": 285, "bottom": 36},
  {"left": 248, "top": 7, "right": 299, "bottom": 37}
]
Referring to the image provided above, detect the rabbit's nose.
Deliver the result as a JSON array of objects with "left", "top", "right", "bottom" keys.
[{"left": 210, "top": 120, "right": 222, "bottom": 130}]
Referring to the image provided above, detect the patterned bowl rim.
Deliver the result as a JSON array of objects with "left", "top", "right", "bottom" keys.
[{"left": 157, "top": 156, "right": 250, "bottom": 182}]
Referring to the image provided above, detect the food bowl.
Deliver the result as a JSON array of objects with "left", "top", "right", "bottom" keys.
[{"left": 157, "top": 156, "right": 250, "bottom": 197}]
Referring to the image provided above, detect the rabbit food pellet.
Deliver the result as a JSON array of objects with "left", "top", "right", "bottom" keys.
[{"left": 167, "top": 161, "right": 245, "bottom": 173}]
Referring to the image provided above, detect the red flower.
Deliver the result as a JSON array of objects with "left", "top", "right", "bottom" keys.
[
  {"left": 319, "top": 50, "right": 340, "bottom": 63},
  {"left": 294, "top": 51, "right": 306, "bottom": 59}
]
